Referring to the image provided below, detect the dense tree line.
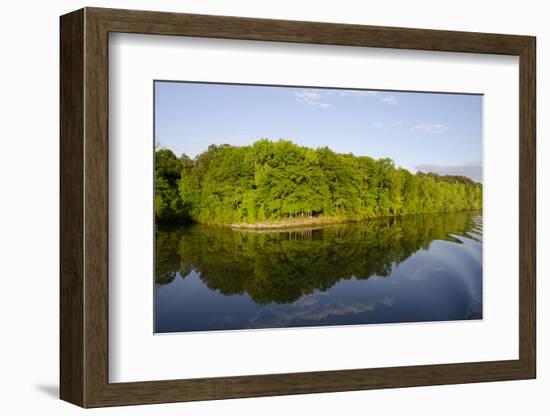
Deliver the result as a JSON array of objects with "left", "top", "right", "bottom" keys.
[
  {"left": 156, "top": 212, "right": 482, "bottom": 304},
  {"left": 155, "top": 140, "right": 482, "bottom": 225}
]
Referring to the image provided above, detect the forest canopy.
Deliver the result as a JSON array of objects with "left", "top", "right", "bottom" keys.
[{"left": 155, "top": 139, "right": 482, "bottom": 225}]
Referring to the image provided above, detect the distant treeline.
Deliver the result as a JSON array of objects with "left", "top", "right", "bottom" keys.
[{"left": 155, "top": 139, "right": 482, "bottom": 225}]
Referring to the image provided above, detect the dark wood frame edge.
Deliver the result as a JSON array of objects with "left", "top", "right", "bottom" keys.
[{"left": 60, "top": 7, "right": 536, "bottom": 408}]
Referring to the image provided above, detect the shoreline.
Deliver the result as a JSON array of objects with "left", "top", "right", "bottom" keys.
[
  {"left": 228, "top": 209, "right": 482, "bottom": 231},
  {"left": 157, "top": 210, "right": 482, "bottom": 232},
  {"left": 229, "top": 216, "right": 355, "bottom": 231}
]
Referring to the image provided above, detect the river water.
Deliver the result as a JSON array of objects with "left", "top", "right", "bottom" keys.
[{"left": 155, "top": 211, "right": 482, "bottom": 333}]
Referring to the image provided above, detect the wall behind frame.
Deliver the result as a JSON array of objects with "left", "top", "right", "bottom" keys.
[{"left": 0, "top": 0, "right": 545, "bottom": 415}]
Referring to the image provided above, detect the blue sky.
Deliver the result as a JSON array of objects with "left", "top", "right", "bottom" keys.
[{"left": 155, "top": 81, "right": 482, "bottom": 182}]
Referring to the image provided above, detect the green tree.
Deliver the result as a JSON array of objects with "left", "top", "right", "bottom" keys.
[
  {"left": 155, "top": 139, "right": 482, "bottom": 225},
  {"left": 155, "top": 149, "right": 184, "bottom": 223}
]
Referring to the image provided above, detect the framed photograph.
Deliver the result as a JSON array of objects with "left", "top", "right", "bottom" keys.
[{"left": 60, "top": 7, "right": 536, "bottom": 407}]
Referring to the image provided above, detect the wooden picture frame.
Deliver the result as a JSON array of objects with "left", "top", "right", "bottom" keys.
[{"left": 60, "top": 7, "right": 536, "bottom": 408}]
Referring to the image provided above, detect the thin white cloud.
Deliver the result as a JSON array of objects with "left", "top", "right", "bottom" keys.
[
  {"left": 249, "top": 301, "right": 377, "bottom": 327},
  {"left": 294, "top": 89, "right": 399, "bottom": 108},
  {"left": 340, "top": 90, "right": 398, "bottom": 106},
  {"left": 373, "top": 121, "right": 384, "bottom": 128},
  {"left": 338, "top": 90, "right": 379, "bottom": 97},
  {"left": 298, "top": 91, "right": 321, "bottom": 100},
  {"left": 294, "top": 90, "right": 331, "bottom": 108},
  {"left": 406, "top": 263, "right": 445, "bottom": 281},
  {"left": 381, "top": 95, "right": 399, "bottom": 106},
  {"left": 411, "top": 123, "right": 450, "bottom": 133},
  {"left": 380, "top": 297, "right": 395, "bottom": 307}
]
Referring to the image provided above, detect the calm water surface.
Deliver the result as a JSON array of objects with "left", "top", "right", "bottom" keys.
[{"left": 155, "top": 211, "right": 482, "bottom": 333}]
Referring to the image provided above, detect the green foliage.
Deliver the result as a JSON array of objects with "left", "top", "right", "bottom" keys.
[
  {"left": 155, "top": 149, "right": 187, "bottom": 223},
  {"left": 156, "top": 140, "right": 482, "bottom": 225}
]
